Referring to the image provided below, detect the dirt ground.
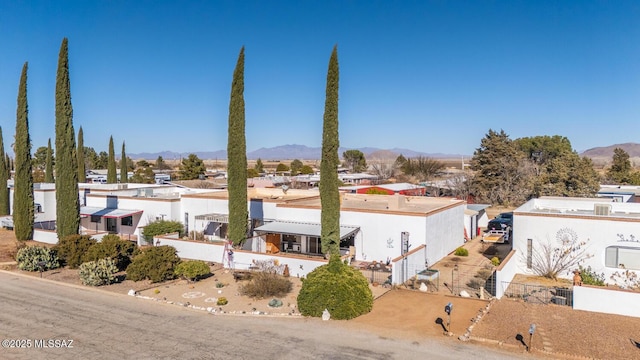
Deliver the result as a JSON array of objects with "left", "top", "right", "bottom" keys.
[{"left": 3, "top": 228, "right": 640, "bottom": 359}]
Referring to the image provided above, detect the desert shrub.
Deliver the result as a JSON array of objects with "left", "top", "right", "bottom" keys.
[
  {"left": 142, "top": 220, "right": 184, "bottom": 244},
  {"left": 579, "top": 265, "right": 605, "bottom": 286},
  {"left": 83, "top": 235, "right": 139, "bottom": 271},
  {"left": 54, "top": 234, "right": 96, "bottom": 268},
  {"left": 16, "top": 246, "right": 60, "bottom": 271},
  {"left": 188, "top": 231, "right": 205, "bottom": 241},
  {"left": 491, "top": 256, "right": 501, "bottom": 266},
  {"left": 454, "top": 247, "right": 469, "bottom": 256},
  {"left": 467, "top": 278, "right": 485, "bottom": 289},
  {"left": 126, "top": 245, "right": 180, "bottom": 283},
  {"left": 297, "top": 256, "right": 373, "bottom": 320},
  {"left": 475, "top": 267, "right": 493, "bottom": 281},
  {"left": 239, "top": 272, "right": 292, "bottom": 299},
  {"left": 79, "top": 258, "right": 118, "bottom": 286},
  {"left": 217, "top": 297, "right": 228, "bottom": 306},
  {"left": 174, "top": 260, "right": 210, "bottom": 281}
]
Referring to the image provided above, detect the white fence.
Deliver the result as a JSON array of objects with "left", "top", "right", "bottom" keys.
[
  {"left": 154, "top": 236, "right": 328, "bottom": 278},
  {"left": 493, "top": 250, "right": 518, "bottom": 299},
  {"left": 33, "top": 229, "right": 58, "bottom": 244},
  {"left": 391, "top": 245, "right": 426, "bottom": 285},
  {"left": 573, "top": 285, "right": 640, "bottom": 318}
]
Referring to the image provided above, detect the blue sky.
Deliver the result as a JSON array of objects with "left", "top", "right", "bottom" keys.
[{"left": 1, "top": 1, "right": 639, "bottom": 156}]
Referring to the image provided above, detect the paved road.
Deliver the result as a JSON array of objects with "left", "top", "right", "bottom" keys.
[{"left": 0, "top": 271, "right": 526, "bottom": 360}]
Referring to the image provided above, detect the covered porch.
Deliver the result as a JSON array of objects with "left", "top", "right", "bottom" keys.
[
  {"left": 253, "top": 220, "right": 359, "bottom": 258},
  {"left": 80, "top": 206, "right": 143, "bottom": 238}
]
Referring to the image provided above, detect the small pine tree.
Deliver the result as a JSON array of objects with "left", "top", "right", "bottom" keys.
[
  {"left": 45, "top": 138, "right": 54, "bottom": 183},
  {"left": 107, "top": 136, "right": 117, "bottom": 183}
]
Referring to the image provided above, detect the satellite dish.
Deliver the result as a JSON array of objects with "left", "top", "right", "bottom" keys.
[{"left": 282, "top": 185, "right": 289, "bottom": 194}]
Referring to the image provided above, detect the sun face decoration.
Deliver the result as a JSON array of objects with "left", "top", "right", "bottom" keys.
[{"left": 556, "top": 227, "right": 578, "bottom": 245}]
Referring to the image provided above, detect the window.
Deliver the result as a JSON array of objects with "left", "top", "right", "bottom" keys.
[
  {"left": 121, "top": 216, "right": 133, "bottom": 226},
  {"left": 527, "top": 239, "right": 533, "bottom": 269},
  {"left": 605, "top": 246, "right": 640, "bottom": 270},
  {"left": 90, "top": 215, "right": 101, "bottom": 223}
]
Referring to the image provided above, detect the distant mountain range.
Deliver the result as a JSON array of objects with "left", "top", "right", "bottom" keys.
[
  {"left": 129, "top": 144, "right": 466, "bottom": 161},
  {"left": 129, "top": 142, "right": 640, "bottom": 162},
  {"left": 580, "top": 143, "right": 640, "bottom": 158}
]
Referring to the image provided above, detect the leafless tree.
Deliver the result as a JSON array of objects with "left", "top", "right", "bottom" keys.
[{"left": 527, "top": 233, "right": 592, "bottom": 280}]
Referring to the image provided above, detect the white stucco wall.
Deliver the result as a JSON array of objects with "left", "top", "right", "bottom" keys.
[
  {"left": 424, "top": 204, "right": 465, "bottom": 268},
  {"left": 157, "top": 237, "right": 326, "bottom": 278},
  {"left": 573, "top": 286, "right": 640, "bottom": 318},
  {"left": 513, "top": 200, "right": 640, "bottom": 285},
  {"left": 494, "top": 250, "right": 519, "bottom": 299}
]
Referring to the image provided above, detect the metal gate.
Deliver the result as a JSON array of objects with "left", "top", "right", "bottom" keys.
[{"left": 502, "top": 282, "right": 573, "bottom": 306}]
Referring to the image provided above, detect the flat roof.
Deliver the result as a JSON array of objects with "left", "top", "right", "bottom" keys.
[
  {"left": 80, "top": 206, "right": 142, "bottom": 218},
  {"left": 285, "top": 193, "right": 465, "bottom": 215}
]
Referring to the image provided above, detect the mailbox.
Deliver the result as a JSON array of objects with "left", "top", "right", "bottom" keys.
[{"left": 444, "top": 302, "right": 453, "bottom": 315}]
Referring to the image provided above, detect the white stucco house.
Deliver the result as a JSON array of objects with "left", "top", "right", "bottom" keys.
[
  {"left": 25, "top": 182, "right": 465, "bottom": 282},
  {"left": 512, "top": 196, "right": 640, "bottom": 288}
]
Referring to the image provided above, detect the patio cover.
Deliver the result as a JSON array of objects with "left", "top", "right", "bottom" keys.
[
  {"left": 254, "top": 221, "right": 359, "bottom": 239},
  {"left": 194, "top": 213, "right": 229, "bottom": 223},
  {"left": 80, "top": 206, "right": 143, "bottom": 218}
]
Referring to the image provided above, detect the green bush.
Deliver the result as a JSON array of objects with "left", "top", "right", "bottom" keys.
[
  {"left": 239, "top": 272, "right": 292, "bottom": 299},
  {"left": 216, "top": 297, "right": 228, "bottom": 306},
  {"left": 174, "top": 260, "right": 210, "bottom": 281},
  {"left": 491, "top": 256, "right": 500, "bottom": 266},
  {"left": 79, "top": 258, "right": 118, "bottom": 286},
  {"left": 579, "top": 265, "right": 606, "bottom": 286},
  {"left": 126, "top": 245, "right": 180, "bottom": 283},
  {"left": 454, "top": 247, "right": 469, "bottom": 256},
  {"left": 83, "top": 235, "right": 139, "bottom": 271},
  {"left": 54, "top": 235, "right": 97, "bottom": 268},
  {"left": 142, "top": 220, "right": 184, "bottom": 244},
  {"left": 297, "top": 256, "right": 373, "bottom": 320},
  {"left": 16, "top": 246, "right": 60, "bottom": 271}
]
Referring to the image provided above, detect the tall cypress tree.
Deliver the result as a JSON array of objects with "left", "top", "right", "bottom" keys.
[
  {"left": 0, "top": 127, "right": 9, "bottom": 215},
  {"left": 55, "top": 38, "right": 80, "bottom": 239},
  {"left": 319, "top": 46, "right": 340, "bottom": 256},
  {"left": 227, "top": 47, "right": 248, "bottom": 245},
  {"left": 120, "top": 141, "right": 127, "bottom": 183},
  {"left": 77, "top": 126, "right": 86, "bottom": 183},
  {"left": 45, "top": 138, "right": 54, "bottom": 183},
  {"left": 15, "top": 62, "right": 34, "bottom": 240},
  {"left": 107, "top": 136, "right": 117, "bottom": 183}
]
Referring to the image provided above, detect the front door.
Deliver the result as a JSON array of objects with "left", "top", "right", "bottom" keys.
[{"left": 106, "top": 218, "right": 117, "bottom": 233}]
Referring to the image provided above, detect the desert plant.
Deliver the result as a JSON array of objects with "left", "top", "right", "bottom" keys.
[
  {"left": 491, "top": 256, "right": 500, "bottom": 266},
  {"left": 217, "top": 297, "right": 228, "bottom": 306},
  {"left": 54, "top": 234, "right": 96, "bottom": 268},
  {"left": 126, "top": 245, "right": 180, "bottom": 283},
  {"left": 268, "top": 298, "right": 283, "bottom": 307},
  {"left": 188, "top": 230, "right": 205, "bottom": 241},
  {"left": 142, "top": 220, "right": 184, "bottom": 244},
  {"left": 609, "top": 268, "right": 640, "bottom": 290},
  {"left": 174, "top": 260, "right": 210, "bottom": 281},
  {"left": 475, "top": 267, "right": 494, "bottom": 281},
  {"left": 467, "top": 278, "right": 485, "bottom": 289},
  {"left": 454, "top": 247, "right": 469, "bottom": 256},
  {"left": 83, "top": 235, "right": 139, "bottom": 271},
  {"left": 78, "top": 258, "right": 118, "bottom": 286},
  {"left": 239, "top": 272, "right": 292, "bottom": 299},
  {"left": 578, "top": 265, "right": 605, "bottom": 286},
  {"left": 297, "top": 256, "right": 373, "bottom": 320},
  {"left": 528, "top": 232, "right": 592, "bottom": 280},
  {"left": 16, "top": 246, "right": 60, "bottom": 271},
  {"left": 215, "top": 282, "right": 225, "bottom": 288}
]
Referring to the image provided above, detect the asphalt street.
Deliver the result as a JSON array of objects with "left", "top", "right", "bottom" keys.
[{"left": 0, "top": 271, "right": 526, "bottom": 360}]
